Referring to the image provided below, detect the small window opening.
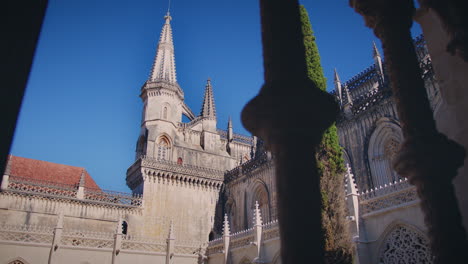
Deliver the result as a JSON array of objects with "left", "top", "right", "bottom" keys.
[{"left": 122, "top": 221, "right": 128, "bottom": 235}]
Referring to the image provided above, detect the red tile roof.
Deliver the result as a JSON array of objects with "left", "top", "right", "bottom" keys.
[{"left": 6, "top": 155, "right": 100, "bottom": 189}]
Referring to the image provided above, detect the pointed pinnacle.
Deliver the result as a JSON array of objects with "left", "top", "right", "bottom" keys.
[
  {"left": 79, "top": 170, "right": 86, "bottom": 187},
  {"left": 201, "top": 78, "right": 216, "bottom": 118},
  {"left": 373, "top": 41, "right": 381, "bottom": 58},
  {"left": 253, "top": 201, "right": 262, "bottom": 226},
  {"left": 334, "top": 68, "right": 341, "bottom": 83},
  {"left": 223, "top": 214, "right": 230, "bottom": 236}
]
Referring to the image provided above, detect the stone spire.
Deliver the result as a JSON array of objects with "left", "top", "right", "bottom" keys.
[
  {"left": 149, "top": 12, "right": 177, "bottom": 84},
  {"left": 373, "top": 41, "right": 384, "bottom": 81},
  {"left": 200, "top": 78, "right": 216, "bottom": 118},
  {"left": 334, "top": 68, "right": 343, "bottom": 106},
  {"left": 372, "top": 41, "right": 381, "bottom": 58}
]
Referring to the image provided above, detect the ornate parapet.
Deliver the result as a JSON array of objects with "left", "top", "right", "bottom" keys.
[
  {"left": 141, "top": 80, "right": 184, "bottom": 100},
  {"left": 360, "top": 178, "right": 418, "bottom": 216},
  {"left": 206, "top": 219, "right": 279, "bottom": 256},
  {"left": 3, "top": 175, "right": 142, "bottom": 208},
  {"left": 0, "top": 222, "right": 203, "bottom": 256},
  {"left": 0, "top": 224, "right": 54, "bottom": 245},
  {"left": 217, "top": 129, "right": 254, "bottom": 146},
  {"left": 127, "top": 156, "right": 225, "bottom": 190},
  {"left": 224, "top": 152, "right": 271, "bottom": 183}
]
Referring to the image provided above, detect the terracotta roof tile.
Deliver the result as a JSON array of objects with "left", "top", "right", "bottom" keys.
[{"left": 7, "top": 155, "right": 100, "bottom": 189}]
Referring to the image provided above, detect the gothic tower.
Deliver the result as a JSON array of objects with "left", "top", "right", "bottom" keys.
[{"left": 126, "top": 12, "right": 245, "bottom": 244}]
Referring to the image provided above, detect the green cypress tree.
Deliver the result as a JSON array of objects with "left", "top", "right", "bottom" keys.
[{"left": 299, "top": 5, "right": 353, "bottom": 263}]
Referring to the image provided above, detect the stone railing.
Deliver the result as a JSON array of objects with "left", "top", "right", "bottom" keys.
[
  {"left": 7, "top": 175, "right": 78, "bottom": 198},
  {"left": 359, "top": 178, "right": 418, "bottom": 215},
  {"left": 0, "top": 224, "right": 54, "bottom": 245},
  {"left": 225, "top": 152, "right": 270, "bottom": 182},
  {"left": 84, "top": 188, "right": 143, "bottom": 207},
  {"left": 178, "top": 116, "right": 204, "bottom": 129},
  {"left": 206, "top": 218, "right": 280, "bottom": 256},
  {"left": 3, "top": 175, "right": 142, "bottom": 208},
  {"left": 139, "top": 155, "right": 225, "bottom": 181},
  {"left": 62, "top": 229, "right": 114, "bottom": 249},
  {"left": 121, "top": 235, "right": 167, "bottom": 252},
  {"left": 262, "top": 220, "right": 280, "bottom": 241},
  {"left": 0, "top": 221, "right": 202, "bottom": 260},
  {"left": 217, "top": 129, "right": 254, "bottom": 145}
]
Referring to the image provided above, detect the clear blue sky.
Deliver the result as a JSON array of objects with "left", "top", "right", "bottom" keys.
[{"left": 10, "top": 0, "right": 422, "bottom": 192}]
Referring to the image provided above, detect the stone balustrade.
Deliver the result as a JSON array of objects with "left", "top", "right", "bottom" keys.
[
  {"left": 2, "top": 175, "right": 142, "bottom": 208},
  {"left": 359, "top": 178, "right": 418, "bottom": 215}
]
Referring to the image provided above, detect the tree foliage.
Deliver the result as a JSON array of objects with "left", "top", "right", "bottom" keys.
[{"left": 299, "top": 5, "right": 353, "bottom": 263}]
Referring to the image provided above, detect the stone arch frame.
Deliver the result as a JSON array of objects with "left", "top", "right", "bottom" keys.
[
  {"left": 7, "top": 257, "right": 29, "bottom": 264},
  {"left": 342, "top": 148, "right": 352, "bottom": 168},
  {"left": 155, "top": 134, "right": 173, "bottom": 161},
  {"left": 367, "top": 118, "right": 403, "bottom": 188},
  {"left": 247, "top": 179, "right": 271, "bottom": 226},
  {"left": 225, "top": 196, "right": 238, "bottom": 231},
  {"left": 376, "top": 220, "right": 433, "bottom": 264}
]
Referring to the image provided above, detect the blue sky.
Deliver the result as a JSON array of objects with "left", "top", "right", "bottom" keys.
[{"left": 10, "top": 0, "right": 422, "bottom": 192}]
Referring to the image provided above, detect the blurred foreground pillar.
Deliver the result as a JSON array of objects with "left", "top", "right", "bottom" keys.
[
  {"left": 2, "top": 1, "right": 49, "bottom": 174},
  {"left": 242, "top": 0, "right": 339, "bottom": 263}
]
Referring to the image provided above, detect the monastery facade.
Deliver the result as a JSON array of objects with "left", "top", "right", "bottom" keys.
[{"left": 0, "top": 11, "right": 441, "bottom": 264}]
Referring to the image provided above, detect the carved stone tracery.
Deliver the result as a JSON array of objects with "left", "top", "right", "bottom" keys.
[{"left": 379, "top": 225, "right": 433, "bottom": 264}]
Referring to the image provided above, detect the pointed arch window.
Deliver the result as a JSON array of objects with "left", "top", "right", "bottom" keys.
[
  {"left": 368, "top": 120, "right": 403, "bottom": 187},
  {"left": 251, "top": 182, "right": 271, "bottom": 226},
  {"left": 156, "top": 136, "right": 171, "bottom": 161}
]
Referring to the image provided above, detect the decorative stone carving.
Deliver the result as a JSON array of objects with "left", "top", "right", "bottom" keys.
[{"left": 379, "top": 225, "right": 433, "bottom": 264}]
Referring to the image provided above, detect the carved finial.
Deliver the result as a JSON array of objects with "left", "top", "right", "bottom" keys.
[
  {"left": 223, "top": 214, "right": 230, "bottom": 236},
  {"left": 79, "top": 169, "right": 86, "bottom": 187},
  {"left": 168, "top": 220, "right": 175, "bottom": 239},
  {"left": 253, "top": 201, "right": 262, "bottom": 226}
]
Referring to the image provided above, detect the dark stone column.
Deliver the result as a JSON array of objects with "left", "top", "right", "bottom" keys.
[
  {"left": 242, "top": 0, "right": 339, "bottom": 263},
  {"left": 350, "top": 0, "right": 468, "bottom": 262},
  {"left": 2, "top": 1, "right": 49, "bottom": 176}
]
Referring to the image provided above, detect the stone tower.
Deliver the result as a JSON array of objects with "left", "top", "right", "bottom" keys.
[{"left": 126, "top": 12, "right": 245, "bottom": 244}]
